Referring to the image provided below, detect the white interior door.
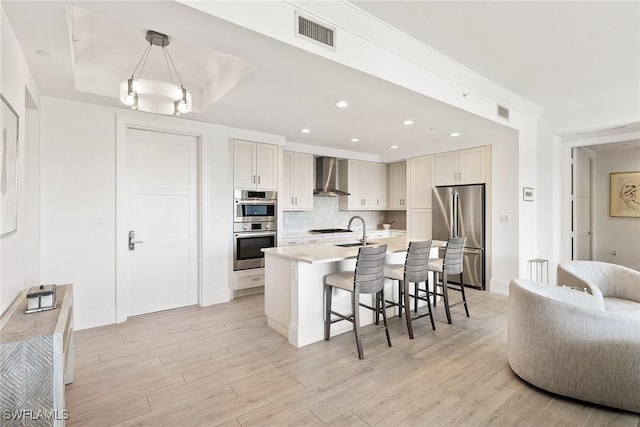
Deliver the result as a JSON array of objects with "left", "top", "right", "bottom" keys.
[
  {"left": 125, "top": 128, "right": 199, "bottom": 316},
  {"left": 572, "top": 147, "right": 592, "bottom": 260}
]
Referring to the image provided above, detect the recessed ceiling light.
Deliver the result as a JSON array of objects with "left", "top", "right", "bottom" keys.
[
  {"left": 301, "top": 128, "right": 311, "bottom": 133},
  {"left": 402, "top": 120, "right": 414, "bottom": 126},
  {"left": 35, "top": 50, "right": 52, "bottom": 57},
  {"left": 389, "top": 145, "right": 398, "bottom": 149},
  {"left": 449, "top": 132, "right": 461, "bottom": 137},
  {"left": 336, "top": 101, "right": 349, "bottom": 108},
  {"left": 350, "top": 138, "right": 359, "bottom": 142}
]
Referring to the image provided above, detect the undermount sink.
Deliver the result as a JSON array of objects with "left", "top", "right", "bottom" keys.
[{"left": 334, "top": 242, "right": 365, "bottom": 247}]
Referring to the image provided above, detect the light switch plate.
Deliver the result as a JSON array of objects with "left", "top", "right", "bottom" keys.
[
  {"left": 94, "top": 216, "right": 107, "bottom": 227},
  {"left": 499, "top": 214, "right": 510, "bottom": 222}
]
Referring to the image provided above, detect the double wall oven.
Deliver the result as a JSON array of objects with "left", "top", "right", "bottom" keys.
[{"left": 233, "top": 190, "right": 277, "bottom": 271}]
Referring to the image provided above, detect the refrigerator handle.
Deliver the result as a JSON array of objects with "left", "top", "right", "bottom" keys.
[
  {"left": 449, "top": 192, "right": 455, "bottom": 237},
  {"left": 453, "top": 191, "right": 459, "bottom": 237}
]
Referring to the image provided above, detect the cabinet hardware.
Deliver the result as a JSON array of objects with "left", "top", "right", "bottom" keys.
[
  {"left": 294, "top": 197, "right": 298, "bottom": 205},
  {"left": 291, "top": 197, "right": 294, "bottom": 204},
  {"left": 252, "top": 175, "right": 256, "bottom": 184},
  {"left": 258, "top": 175, "right": 261, "bottom": 184}
]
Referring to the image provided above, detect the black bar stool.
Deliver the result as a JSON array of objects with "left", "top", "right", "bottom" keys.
[{"left": 324, "top": 244, "right": 390, "bottom": 359}]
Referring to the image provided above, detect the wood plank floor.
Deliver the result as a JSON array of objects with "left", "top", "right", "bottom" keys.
[{"left": 66, "top": 289, "right": 640, "bottom": 426}]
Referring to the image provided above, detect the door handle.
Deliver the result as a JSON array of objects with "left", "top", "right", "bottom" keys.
[{"left": 128, "top": 230, "right": 143, "bottom": 251}]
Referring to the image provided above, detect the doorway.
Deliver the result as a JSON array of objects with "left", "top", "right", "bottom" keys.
[
  {"left": 120, "top": 127, "right": 199, "bottom": 317},
  {"left": 572, "top": 147, "right": 593, "bottom": 260}
]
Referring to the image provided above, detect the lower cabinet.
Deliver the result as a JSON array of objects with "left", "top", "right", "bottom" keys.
[
  {"left": 233, "top": 269, "right": 265, "bottom": 292},
  {"left": 281, "top": 236, "right": 323, "bottom": 246}
]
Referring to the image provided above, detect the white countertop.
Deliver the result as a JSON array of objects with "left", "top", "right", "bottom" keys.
[{"left": 263, "top": 237, "right": 446, "bottom": 264}]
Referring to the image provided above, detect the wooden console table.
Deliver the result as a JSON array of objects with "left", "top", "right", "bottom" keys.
[{"left": 0, "top": 284, "right": 74, "bottom": 426}]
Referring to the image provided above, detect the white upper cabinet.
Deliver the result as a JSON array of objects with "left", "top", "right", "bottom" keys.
[
  {"left": 458, "top": 146, "right": 486, "bottom": 184},
  {"left": 233, "top": 139, "right": 278, "bottom": 190},
  {"left": 434, "top": 146, "right": 486, "bottom": 186},
  {"left": 388, "top": 161, "right": 406, "bottom": 209},
  {"left": 282, "top": 151, "right": 313, "bottom": 211},
  {"left": 338, "top": 159, "right": 387, "bottom": 210},
  {"left": 409, "top": 155, "right": 434, "bottom": 209},
  {"left": 377, "top": 163, "right": 388, "bottom": 209}
]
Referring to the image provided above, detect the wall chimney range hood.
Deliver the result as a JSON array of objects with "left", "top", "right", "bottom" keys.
[{"left": 313, "top": 157, "right": 350, "bottom": 196}]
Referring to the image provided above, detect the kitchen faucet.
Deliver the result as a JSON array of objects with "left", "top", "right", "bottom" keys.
[{"left": 347, "top": 215, "right": 367, "bottom": 246}]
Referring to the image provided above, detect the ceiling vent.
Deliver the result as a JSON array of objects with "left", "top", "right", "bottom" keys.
[
  {"left": 295, "top": 12, "right": 336, "bottom": 50},
  {"left": 497, "top": 105, "right": 510, "bottom": 120}
]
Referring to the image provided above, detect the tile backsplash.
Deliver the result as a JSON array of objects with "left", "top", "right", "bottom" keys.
[{"left": 283, "top": 196, "right": 406, "bottom": 232}]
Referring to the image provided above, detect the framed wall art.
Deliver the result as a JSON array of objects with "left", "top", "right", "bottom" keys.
[
  {"left": 1, "top": 93, "right": 19, "bottom": 236},
  {"left": 610, "top": 171, "right": 640, "bottom": 218}
]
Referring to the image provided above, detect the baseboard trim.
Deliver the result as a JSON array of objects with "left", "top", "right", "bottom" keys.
[
  {"left": 489, "top": 279, "right": 510, "bottom": 295},
  {"left": 233, "top": 287, "right": 264, "bottom": 299}
]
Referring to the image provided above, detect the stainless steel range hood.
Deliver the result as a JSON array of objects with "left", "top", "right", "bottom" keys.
[{"left": 313, "top": 157, "right": 350, "bottom": 196}]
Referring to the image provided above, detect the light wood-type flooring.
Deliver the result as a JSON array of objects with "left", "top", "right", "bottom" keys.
[{"left": 67, "top": 289, "right": 640, "bottom": 426}]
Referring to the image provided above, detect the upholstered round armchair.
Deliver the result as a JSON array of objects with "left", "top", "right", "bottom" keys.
[{"left": 508, "top": 276, "right": 640, "bottom": 413}]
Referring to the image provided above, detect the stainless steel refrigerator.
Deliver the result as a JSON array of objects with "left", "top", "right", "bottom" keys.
[{"left": 432, "top": 184, "right": 485, "bottom": 289}]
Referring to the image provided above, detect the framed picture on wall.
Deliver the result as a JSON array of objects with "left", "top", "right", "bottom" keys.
[
  {"left": 1, "top": 93, "right": 20, "bottom": 237},
  {"left": 610, "top": 171, "right": 640, "bottom": 217}
]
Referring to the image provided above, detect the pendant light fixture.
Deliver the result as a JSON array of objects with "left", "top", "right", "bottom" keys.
[{"left": 119, "top": 30, "right": 192, "bottom": 115}]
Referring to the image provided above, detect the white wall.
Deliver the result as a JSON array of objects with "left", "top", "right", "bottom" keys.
[
  {"left": 536, "top": 101, "right": 640, "bottom": 283},
  {"left": 39, "top": 97, "right": 285, "bottom": 330},
  {"left": 24, "top": 108, "right": 40, "bottom": 286},
  {"left": 489, "top": 139, "right": 521, "bottom": 292},
  {"left": 593, "top": 148, "right": 640, "bottom": 269},
  {"left": 0, "top": 8, "right": 41, "bottom": 314}
]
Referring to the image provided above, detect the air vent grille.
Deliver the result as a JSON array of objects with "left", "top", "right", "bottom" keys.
[
  {"left": 296, "top": 13, "right": 335, "bottom": 50},
  {"left": 497, "top": 105, "right": 510, "bottom": 120}
]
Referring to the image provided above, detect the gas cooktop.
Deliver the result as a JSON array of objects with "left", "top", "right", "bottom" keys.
[{"left": 309, "top": 228, "right": 353, "bottom": 234}]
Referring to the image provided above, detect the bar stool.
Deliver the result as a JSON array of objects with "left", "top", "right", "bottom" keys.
[
  {"left": 324, "top": 244, "right": 390, "bottom": 359},
  {"left": 426, "top": 236, "right": 468, "bottom": 324},
  {"left": 382, "top": 240, "right": 434, "bottom": 339}
]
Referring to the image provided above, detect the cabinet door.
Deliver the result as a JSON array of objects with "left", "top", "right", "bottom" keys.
[
  {"left": 339, "top": 160, "right": 364, "bottom": 210},
  {"left": 458, "top": 146, "right": 486, "bottom": 184},
  {"left": 375, "top": 163, "right": 388, "bottom": 209},
  {"left": 388, "top": 162, "right": 406, "bottom": 209},
  {"left": 434, "top": 151, "right": 458, "bottom": 186},
  {"left": 281, "top": 237, "right": 302, "bottom": 246},
  {"left": 281, "top": 151, "right": 294, "bottom": 210},
  {"left": 409, "top": 208, "right": 432, "bottom": 240},
  {"left": 362, "top": 161, "right": 379, "bottom": 209},
  {"left": 233, "top": 140, "right": 256, "bottom": 189},
  {"left": 409, "top": 155, "right": 434, "bottom": 209},
  {"left": 292, "top": 153, "right": 314, "bottom": 210},
  {"left": 256, "top": 143, "right": 278, "bottom": 189},
  {"left": 302, "top": 236, "right": 322, "bottom": 244}
]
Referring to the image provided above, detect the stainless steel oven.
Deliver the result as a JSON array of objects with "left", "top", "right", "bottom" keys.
[
  {"left": 233, "top": 222, "right": 277, "bottom": 270},
  {"left": 234, "top": 190, "right": 277, "bottom": 223},
  {"left": 233, "top": 190, "right": 278, "bottom": 271}
]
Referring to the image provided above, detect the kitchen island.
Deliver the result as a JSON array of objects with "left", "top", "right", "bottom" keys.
[{"left": 263, "top": 237, "right": 443, "bottom": 347}]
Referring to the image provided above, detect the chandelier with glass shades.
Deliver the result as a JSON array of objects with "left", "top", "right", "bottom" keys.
[{"left": 120, "top": 30, "right": 192, "bottom": 115}]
